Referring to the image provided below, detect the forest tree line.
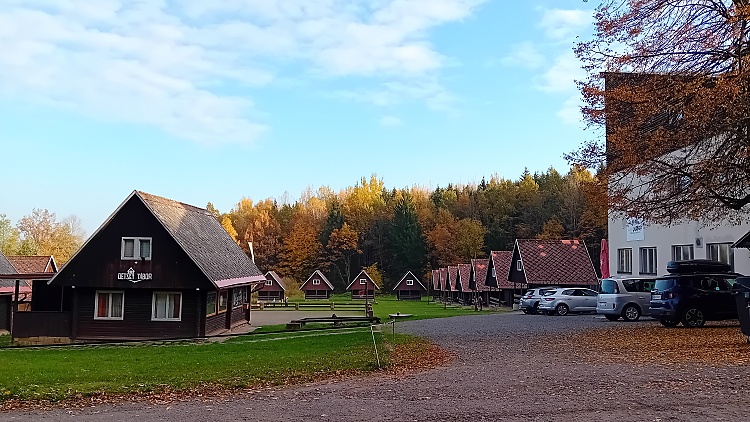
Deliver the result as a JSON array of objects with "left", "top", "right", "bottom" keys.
[{"left": 212, "top": 166, "right": 607, "bottom": 293}]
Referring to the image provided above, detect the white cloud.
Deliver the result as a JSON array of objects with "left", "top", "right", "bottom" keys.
[
  {"left": 0, "top": 0, "right": 485, "bottom": 145},
  {"left": 337, "top": 78, "right": 457, "bottom": 113},
  {"left": 501, "top": 41, "right": 544, "bottom": 69},
  {"left": 379, "top": 115, "right": 403, "bottom": 127},
  {"left": 536, "top": 51, "right": 586, "bottom": 93},
  {"left": 538, "top": 8, "right": 592, "bottom": 41},
  {"left": 557, "top": 94, "right": 583, "bottom": 125}
]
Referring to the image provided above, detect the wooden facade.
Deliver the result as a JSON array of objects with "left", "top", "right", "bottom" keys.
[
  {"left": 393, "top": 271, "right": 426, "bottom": 300},
  {"left": 13, "top": 191, "right": 265, "bottom": 343},
  {"left": 300, "top": 270, "right": 334, "bottom": 300},
  {"left": 258, "top": 271, "right": 286, "bottom": 302},
  {"left": 346, "top": 270, "right": 378, "bottom": 300}
]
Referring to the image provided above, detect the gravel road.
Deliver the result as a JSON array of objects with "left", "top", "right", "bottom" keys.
[{"left": 3, "top": 312, "right": 750, "bottom": 421}]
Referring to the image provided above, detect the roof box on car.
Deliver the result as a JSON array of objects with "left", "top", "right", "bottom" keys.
[{"left": 666, "top": 259, "right": 732, "bottom": 274}]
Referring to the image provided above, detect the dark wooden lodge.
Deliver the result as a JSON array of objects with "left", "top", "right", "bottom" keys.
[
  {"left": 485, "top": 250, "right": 513, "bottom": 306},
  {"left": 455, "top": 263, "right": 472, "bottom": 304},
  {"left": 258, "top": 271, "right": 286, "bottom": 302},
  {"left": 299, "top": 270, "right": 334, "bottom": 300},
  {"left": 469, "top": 258, "right": 490, "bottom": 307},
  {"left": 13, "top": 191, "right": 266, "bottom": 344},
  {"left": 392, "top": 271, "right": 426, "bottom": 300},
  {"left": 346, "top": 270, "right": 378, "bottom": 300}
]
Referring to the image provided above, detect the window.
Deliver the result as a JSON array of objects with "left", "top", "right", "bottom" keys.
[
  {"left": 94, "top": 291, "right": 124, "bottom": 320},
  {"left": 121, "top": 237, "right": 152, "bottom": 260},
  {"left": 312, "top": 279, "right": 321, "bottom": 285},
  {"left": 265, "top": 279, "right": 273, "bottom": 286},
  {"left": 671, "top": 245, "right": 694, "bottom": 261},
  {"left": 206, "top": 292, "right": 217, "bottom": 316},
  {"left": 707, "top": 243, "right": 734, "bottom": 269},
  {"left": 359, "top": 278, "right": 367, "bottom": 285},
  {"left": 639, "top": 247, "right": 657, "bottom": 275},
  {"left": 218, "top": 291, "right": 228, "bottom": 313},
  {"left": 152, "top": 292, "right": 181, "bottom": 321},
  {"left": 491, "top": 267, "right": 496, "bottom": 278},
  {"left": 617, "top": 248, "right": 632, "bottom": 274},
  {"left": 233, "top": 288, "right": 244, "bottom": 308},
  {"left": 516, "top": 261, "right": 522, "bottom": 271},
  {"left": 406, "top": 279, "right": 414, "bottom": 286}
]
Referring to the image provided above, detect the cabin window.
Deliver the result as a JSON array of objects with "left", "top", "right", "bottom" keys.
[
  {"left": 94, "top": 291, "right": 124, "bottom": 320},
  {"left": 406, "top": 279, "right": 414, "bottom": 286},
  {"left": 218, "top": 291, "right": 228, "bottom": 312},
  {"left": 516, "top": 261, "right": 522, "bottom": 271},
  {"left": 152, "top": 292, "right": 182, "bottom": 321},
  {"left": 206, "top": 292, "right": 217, "bottom": 316},
  {"left": 233, "top": 288, "right": 244, "bottom": 308},
  {"left": 491, "top": 268, "right": 496, "bottom": 278},
  {"left": 359, "top": 278, "right": 366, "bottom": 285},
  {"left": 312, "top": 279, "right": 320, "bottom": 285},
  {"left": 121, "top": 237, "right": 152, "bottom": 260},
  {"left": 265, "top": 279, "right": 273, "bottom": 286}
]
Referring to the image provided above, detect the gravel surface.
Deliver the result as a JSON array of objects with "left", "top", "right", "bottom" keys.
[{"left": 3, "top": 312, "right": 750, "bottom": 421}]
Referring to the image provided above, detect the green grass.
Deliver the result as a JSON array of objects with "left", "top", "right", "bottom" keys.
[
  {"left": 372, "top": 294, "right": 506, "bottom": 322},
  {"left": 0, "top": 335, "right": 10, "bottom": 348},
  {"left": 0, "top": 330, "right": 384, "bottom": 403}
]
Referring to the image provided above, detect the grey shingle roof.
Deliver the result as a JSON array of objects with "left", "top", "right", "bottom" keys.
[
  {"left": 137, "top": 191, "right": 265, "bottom": 287},
  {"left": 0, "top": 251, "right": 16, "bottom": 275}
]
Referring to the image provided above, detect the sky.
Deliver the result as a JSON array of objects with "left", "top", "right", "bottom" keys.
[{"left": 0, "top": 0, "right": 598, "bottom": 236}]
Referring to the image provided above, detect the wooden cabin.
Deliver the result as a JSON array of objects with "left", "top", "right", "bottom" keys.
[
  {"left": 439, "top": 267, "right": 449, "bottom": 301},
  {"left": 431, "top": 270, "right": 440, "bottom": 300},
  {"left": 299, "top": 270, "right": 334, "bottom": 300},
  {"left": 455, "top": 263, "right": 472, "bottom": 304},
  {"left": 346, "top": 270, "right": 378, "bottom": 300},
  {"left": 508, "top": 239, "right": 598, "bottom": 289},
  {"left": 469, "top": 258, "right": 490, "bottom": 307},
  {"left": 446, "top": 266, "right": 458, "bottom": 303},
  {"left": 7, "top": 255, "right": 57, "bottom": 274},
  {"left": 393, "top": 271, "right": 426, "bottom": 300},
  {"left": 485, "top": 251, "right": 513, "bottom": 306},
  {"left": 12, "top": 191, "right": 266, "bottom": 344},
  {"left": 258, "top": 271, "right": 286, "bottom": 303}
]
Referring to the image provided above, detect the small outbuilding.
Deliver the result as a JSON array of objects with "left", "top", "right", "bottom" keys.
[
  {"left": 299, "top": 270, "right": 334, "bottom": 300},
  {"left": 258, "top": 271, "right": 286, "bottom": 303},
  {"left": 346, "top": 270, "right": 379, "bottom": 300},
  {"left": 393, "top": 271, "right": 426, "bottom": 300}
]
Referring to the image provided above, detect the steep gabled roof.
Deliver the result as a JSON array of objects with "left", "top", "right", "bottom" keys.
[
  {"left": 490, "top": 251, "right": 514, "bottom": 288},
  {"left": 7, "top": 256, "right": 57, "bottom": 274},
  {"left": 457, "top": 263, "right": 471, "bottom": 291},
  {"left": 346, "top": 270, "right": 380, "bottom": 290},
  {"left": 300, "top": 270, "right": 334, "bottom": 290},
  {"left": 0, "top": 251, "right": 16, "bottom": 274},
  {"left": 50, "top": 190, "right": 265, "bottom": 289},
  {"left": 470, "top": 258, "right": 489, "bottom": 291},
  {"left": 393, "top": 270, "right": 427, "bottom": 291},
  {"left": 431, "top": 270, "right": 439, "bottom": 290},
  {"left": 514, "top": 239, "right": 597, "bottom": 285},
  {"left": 440, "top": 268, "right": 448, "bottom": 291},
  {"left": 265, "top": 271, "right": 286, "bottom": 290},
  {"left": 446, "top": 266, "right": 458, "bottom": 292}
]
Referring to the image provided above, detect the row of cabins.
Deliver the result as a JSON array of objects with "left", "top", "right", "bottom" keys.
[{"left": 431, "top": 239, "right": 599, "bottom": 306}]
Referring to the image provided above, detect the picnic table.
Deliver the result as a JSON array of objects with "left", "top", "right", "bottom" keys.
[{"left": 286, "top": 315, "right": 381, "bottom": 330}]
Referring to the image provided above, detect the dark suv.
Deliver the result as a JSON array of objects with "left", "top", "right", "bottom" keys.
[{"left": 650, "top": 260, "right": 740, "bottom": 327}]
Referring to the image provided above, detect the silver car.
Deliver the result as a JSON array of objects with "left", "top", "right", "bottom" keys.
[
  {"left": 519, "top": 287, "right": 561, "bottom": 314},
  {"left": 597, "top": 277, "right": 656, "bottom": 322},
  {"left": 538, "top": 287, "right": 599, "bottom": 316}
]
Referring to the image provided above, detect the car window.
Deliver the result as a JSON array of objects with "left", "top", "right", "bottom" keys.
[
  {"left": 561, "top": 289, "right": 574, "bottom": 295},
  {"left": 641, "top": 280, "right": 655, "bottom": 292},
  {"left": 583, "top": 289, "right": 598, "bottom": 296},
  {"left": 622, "top": 280, "right": 639, "bottom": 293},
  {"left": 543, "top": 290, "right": 557, "bottom": 296},
  {"left": 655, "top": 278, "right": 677, "bottom": 291},
  {"left": 600, "top": 279, "right": 618, "bottom": 294},
  {"left": 525, "top": 290, "right": 535, "bottom": 296}
]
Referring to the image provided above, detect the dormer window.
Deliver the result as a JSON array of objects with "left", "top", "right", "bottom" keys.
[
  {"left": 312, "top": 279, "right": 321, "bottom": 285},
  {"left": 122, "top": 237, "right": 152, "bottom": 260},
  {"left": 406, "top": 279, "right": 414, "bottom": 286},
  {"left": 265, "top": 279, "right": 273, "bottom": 286}
]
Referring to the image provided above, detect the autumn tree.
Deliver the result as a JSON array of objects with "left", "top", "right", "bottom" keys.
[
  {"left": 571, "top": 0, "right": 750, "bottom": 224},
  {"left": 321, "top": 223, "right": 360, "bottom": 289},
  {"left": 0, "top": 214, "right": 20, "bottom": 255},
  {"left": 16, "top": 209, "right": 85, "bottom": 264},
  {"left": 386, "top": 192, "right": 426, "bottom": 288}
]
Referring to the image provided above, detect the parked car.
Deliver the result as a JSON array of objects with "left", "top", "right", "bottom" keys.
[
  {"left": 597, "top": 277, "right": 656, "bottom": 322},
  {"left": 519, "top": 287, "right": 560, "bottom": 314},
  {"left": 538, "top": 287, "right": 599, "bottom": 316},
  {"left": 650, "top": 259, "right": 741, "bottom": 327}
]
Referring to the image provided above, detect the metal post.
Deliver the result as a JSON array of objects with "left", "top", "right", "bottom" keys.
[{"left": 10, "top": 279, "right": 19, "bottom": 344}]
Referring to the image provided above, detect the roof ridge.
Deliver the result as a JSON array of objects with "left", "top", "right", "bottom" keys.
[{"left": 137, "top": 191, "right": 210, "bottom": 215}]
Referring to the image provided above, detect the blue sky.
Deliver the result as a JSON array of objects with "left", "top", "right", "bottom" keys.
[{"left": 0, "top": 0, "right": 596, "bottom": 235}]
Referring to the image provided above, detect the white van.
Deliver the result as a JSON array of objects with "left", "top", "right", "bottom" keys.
[{"left": 597, "top": 277, "right": 656, "bottom": 321}]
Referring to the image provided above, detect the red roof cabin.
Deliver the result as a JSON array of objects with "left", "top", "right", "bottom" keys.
[
  {"left": 455, "top": 263, "right": 472, "bottom": 304},
  {"left": 346, "top": 270, "right": 379, "bottom": 300},
  {"left": 470, "top": 258, "right": 490, "bottom": 307},
  {"left": 509, "top": 239, "right": 598, "bottom": 289},
  {"left": 258, "top": 271, "right": 286, "bottom": 303},
  {"left": 393, "top": 271, "right": 426, "bottom": 300},
  {"left": 446, "top": 266, "right": 458, "bottom": 303},
  {"left": 485, "top": 251, "right": 513, "bottom": 306},
  {"left": 439, "top": 267, "right": 449, "bottom": 301},
  {"left": 299, "top": 270, "right": 334, "bottom": 300}
]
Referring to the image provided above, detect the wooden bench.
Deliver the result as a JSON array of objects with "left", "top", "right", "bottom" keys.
[{"left": 285, "top": 315, "right": 381, "bottom": 330}]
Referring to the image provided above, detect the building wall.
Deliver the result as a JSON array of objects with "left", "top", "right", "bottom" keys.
[
  {"left": 0, "top": 296, "right": 8, "bottom": 331},
  {"left": 608, "top": 215, "right": 750, "bottom": 277}
]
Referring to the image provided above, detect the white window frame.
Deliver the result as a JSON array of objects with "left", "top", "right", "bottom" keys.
[
  {"left": 617, "top": 248, "right": 632, "bottom": 274},
  {"left": 406, "top": 279, "right": 414, "bottom": 286},
  {"left": 121, "top": 237, "right": 152, "bottom": 260},
  {"left": 265, "top": 279, "right": 273, "bottom": 286},
  {"left": 359, "top": 278, "right": 367, "bottom": 285},
  {"left": 516, "top": 260, "right": 522, "bottom": 271},
  {"left": 671, "top": 244, "right": 694, "bottom": 261},
  {"left": 707, "top": 243, "right": 734, "bottom": 269},
  {"left": 639, "top": 247, "right": 657, "bottom": 275},
  {"left": 312, "top": 279, "right": 321, "bottom": 285},
  {"left": 94, "top": 290, "right": 125, "bottom": 320},
  {"left": 491, "top": 267, "right": 496, "bottom": 278},
  {"left": 151, "top": 291, "right": 183, "bottom": 321}
]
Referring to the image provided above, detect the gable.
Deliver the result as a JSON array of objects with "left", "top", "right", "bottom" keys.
[
  {"left": 346, "top": 270, "right": 379, "bottom": 290},
  {"left": 470, "top": 258, "right": 489, "bottom": 291},
  {"left": 300, "top": 270, "right": 334, "bottom": 290},
  {"left": 0, "top": 251, "right": 16, "bottom": 274},
  {"left": 393, "top": 271, "right": 426, "bottom": 291}
]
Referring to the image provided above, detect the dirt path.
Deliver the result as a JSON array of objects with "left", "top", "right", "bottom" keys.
[{"left": 3, "top": 313, "right": 750, "bottom": 421}]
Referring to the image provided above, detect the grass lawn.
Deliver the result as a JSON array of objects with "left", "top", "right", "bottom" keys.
[
  {"left": 0, "top": 329, "right": 385, "bottom": 403},
  {"left": 0, "top": 335, "right": 10, "bottom": 348},
  {"left": 371, "top": 294, "right": 507, "bottom": 322}
]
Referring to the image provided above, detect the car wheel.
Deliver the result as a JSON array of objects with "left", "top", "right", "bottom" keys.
[
  {"left": 531, "top": 302, "right": 540, "bottom": 315},
  {"left": 681, "top": 307, "right": 706, "bottom": 327},
  {"left": 622, "top": 304, "right": 641, "bottom": 322},
  {"left": 604, "top": 315, "right": 620, "bottom": 321},
  {"left": 659, "top": 318, "right": 680, "bottom": 327},
  {"left": 555, "top": 303, "right": 569, "bottom": 316}
]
